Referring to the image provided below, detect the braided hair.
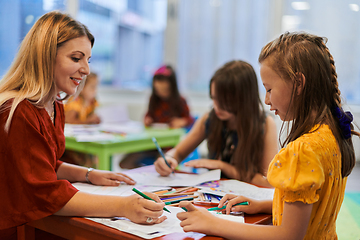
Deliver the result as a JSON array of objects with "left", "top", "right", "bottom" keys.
[{"left": 259, "top": 32, "right": 359, "bottom": 177}]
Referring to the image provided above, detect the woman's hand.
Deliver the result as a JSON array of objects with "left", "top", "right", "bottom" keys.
[
  {"left": 218, "top": 194, "right": 269, "bottom": 215},
  {"left": 184, "top": 159, "right": 223, "bottom": 170},
  {"left": 154, "top": 155, "right": 178, "bottom": 176},
  {"left": 121, "top": 192, "right": 167, "bottom": 224},
  {"left": 87, "top": 169, "right": 136, "bottom": 186},
  {"left": 177, "top": 201, "right": 218, "bottom": 234}
]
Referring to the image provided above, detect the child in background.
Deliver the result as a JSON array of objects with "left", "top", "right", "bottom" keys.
[
  {"left": 64, "top": 72, "right": 101, "bottom": 124},
  {"left": 144, "top": 65, "right": 194, "bottom": 129},
  {"left": 62, "top": 72, "right": 101, "bottom": 167},
  {"left": 120, "top": 65, "right": 195, "bottom": 169},
  {"left": 177, "top": 32, "right": 359, "bottom": 239},
  {"left": 154, "top": 60, "right": 279, "bottom": 187},
  {"left": 0, "top": 12, "right": 166, "bottom": 239}
]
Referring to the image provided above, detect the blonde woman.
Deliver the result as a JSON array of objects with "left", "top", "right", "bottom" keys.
[{"left": 0, "top": 11, "right": 165, "bottom": 240}]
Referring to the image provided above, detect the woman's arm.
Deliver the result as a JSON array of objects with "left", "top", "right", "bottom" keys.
[
  {"left": 55, "top": 191, "right": 167, "bottom": 224},
  {"left": 57, "top": 162, "right": 135, "bottom": 185}
]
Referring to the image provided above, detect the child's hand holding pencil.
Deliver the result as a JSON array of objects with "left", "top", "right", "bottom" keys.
[
  {"left": 152, "top": 137, "right": 179, "bottom": 176},
  {"left": 218, "top": 194, "right": 267, "bottom": 215}
]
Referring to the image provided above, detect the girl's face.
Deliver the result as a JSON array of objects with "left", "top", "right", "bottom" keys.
[
  {"left": 260, "top": 60, "right": 294, "bottom": 121},
  {"left": 82, "top": 77, "right": 98, "bottom": 102},
  {"left": 154, "top": 80, "right": 171, "bottom": 99},
  {"left": 210, "top": 82, "right": 235, "bottom": 121},
  {"left": 54, "top": 36, "right": 92, "bottom": 96}
]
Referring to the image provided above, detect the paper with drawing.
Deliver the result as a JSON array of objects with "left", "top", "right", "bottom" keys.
[{"left": 125, "top": 169, "right": 221, "bottom": 186}]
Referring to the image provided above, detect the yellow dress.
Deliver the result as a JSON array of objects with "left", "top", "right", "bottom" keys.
[
  {"left": 64, "top": 96, "right": 98, "bottom": 122},
  {"left": 267, "top": 124, "right": 347, "bottom": 240}
]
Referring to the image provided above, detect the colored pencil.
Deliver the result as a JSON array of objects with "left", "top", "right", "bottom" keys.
[{"left": 132, "top": 188, "right": 171, "bottom": 213}]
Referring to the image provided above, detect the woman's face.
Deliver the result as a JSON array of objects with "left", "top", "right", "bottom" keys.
[
  {"left": 260, "top": 60, "right": 294, "bottom": 121},
  {"left": 153, "top": 80, "right": 171, "bottom": 99},
  {"left": 54, "top": 36, "right": 92, "bottom": 96},
  {"left": 210, "top": 82, "right": 235, "bottom": 121}
]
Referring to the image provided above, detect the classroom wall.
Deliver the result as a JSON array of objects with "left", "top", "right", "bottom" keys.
[{"left": 97, "top": 86, "right": 360, "bottom": 162}]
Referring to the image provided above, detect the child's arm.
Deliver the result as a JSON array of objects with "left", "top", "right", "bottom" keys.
[
  {"left": 169, "top": 117, "right": 189, "bottom": 128},
  {"left": 65, "top": 110, "right": 82, "bottom": 124},
  {"left": 261, "top": 115, "right": 279, "bottom": 174},
  {"left": 154, "top": 113, "right": 208, "bottom": 176},
  {"left": 218, "top": 194, "right": 272, "bottom": 214},
  {"left": 56, "top": 162, "right": 135, "bottom": 186},
  {"left": 183, "top": 159, "right": 240, "bottom": 179},
  {"left": 248, "top": 115, "right": 278, "bottom": 187},
  {"left": 178, "top": 200, "right": 312, "bottom": 240},
  {"left": 65, "top": 110, "right": 100, "bottom": 124},
  {"left": 55, "top": 191, "right": 167, "bottom": 224}
]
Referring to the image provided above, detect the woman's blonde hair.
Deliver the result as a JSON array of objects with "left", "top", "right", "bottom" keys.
[{"left": 0, "top": 11, "right": 94, "bottom": 131}]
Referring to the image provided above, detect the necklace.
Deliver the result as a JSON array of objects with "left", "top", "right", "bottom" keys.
[{"left": 46, "top": 102, "right": 55, "bottom": 123}]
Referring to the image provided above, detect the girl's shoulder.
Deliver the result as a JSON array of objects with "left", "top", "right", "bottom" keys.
[
  {"left": 267, "top": 124, "right": 338, "bottom": 203},
  {"left": 296, "top": 124, "right": 335, "bottom": 148}
]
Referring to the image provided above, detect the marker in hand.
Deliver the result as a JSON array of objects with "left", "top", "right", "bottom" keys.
[
  {"left": 207, "top": 201, "right": 249, "bottom": 211},
  {"left": 132, "top": 188, "right": 171, "bottom": 213},
  {"left": 152, "top": 137, "right": 174, "bottom": 174}
]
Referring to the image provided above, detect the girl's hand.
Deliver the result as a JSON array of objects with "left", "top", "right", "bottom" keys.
[
  {"left": 169, "top": 117, "right": 187, "bottom": 128},
  {"left": 122, "top": 193, "right": 167, "bottom": 224},
  {"left": 87, "top": 169, "right": 136, "bottom": 186},
  {"left": 144, "top": 116, "right": 153, "bottom": 126},
  {"left": 184, "top": 159, "right": 223, "bottom": 170},
  {"left": 177, "top": 201, "right": 218, "bottom": 234},
  {"left": 154, "top": 155, "right": 178, "bottom": 176},
  {"left": 86, "top": 114, "right": 101, "bottom": 124},
  {"left": 218, "top": 194, "right": 264, "bottom": 215}
]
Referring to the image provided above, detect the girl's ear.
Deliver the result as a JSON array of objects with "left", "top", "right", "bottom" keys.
[{"left": 295, "top": 72, "right": 306, "bottom": 95}]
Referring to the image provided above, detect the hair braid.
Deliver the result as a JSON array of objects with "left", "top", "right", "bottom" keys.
[{"left": 319, "top": 41, "right": 341, "bottom": 106}]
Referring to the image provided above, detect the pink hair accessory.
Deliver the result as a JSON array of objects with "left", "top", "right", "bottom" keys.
[{"left": 154, "top": 65, "right": 172, "bottom": 77}]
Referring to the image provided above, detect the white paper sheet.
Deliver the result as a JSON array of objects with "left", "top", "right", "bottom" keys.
[
  {"left": 72, "top": 183, "right": 167, "bottom": 196},
  {"left": 125, "top": 169, "right": 221, "bottom": 187},
  {"left": 214, "top": 179, "right": 275, "bottom": 200},
  {"left": 71, "top": 181, "right": 245, "bottom": 239},
  {"left": 86, "top": 206, "right": 184, "bottom": 239},
  {"left": 86, "top": 206, "right": 244, "bottom": 239},
  {"left": 64, "top": 122, "right": 144, "bottom": 142}
]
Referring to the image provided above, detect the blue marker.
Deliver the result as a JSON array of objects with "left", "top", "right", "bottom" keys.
[{"left": 152, "top": 137, "right": 173, "bottom": 172}]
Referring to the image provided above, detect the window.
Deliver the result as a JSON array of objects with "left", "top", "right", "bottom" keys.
[
  {"left": 0, "top": 0, "right": 359, "bottom": 104},
  {"left": 281, "top": 0, "right": 360, "bottom": 104}
]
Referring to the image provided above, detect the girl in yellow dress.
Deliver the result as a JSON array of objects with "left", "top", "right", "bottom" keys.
[{"left": 177, "top": 32, "right": 359, "bottom": 239}]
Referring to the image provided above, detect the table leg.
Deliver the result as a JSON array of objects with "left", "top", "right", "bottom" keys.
[{"left": 97, "top": 151, "right": 111, "bottom": 170}]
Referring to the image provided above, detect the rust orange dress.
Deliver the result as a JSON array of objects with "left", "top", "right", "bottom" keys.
[
  {"left": 268, "top": 124, "right": 347, "bottom": 239},
  {"left": 0, "top": 100, "right": 78, "bottom": 232}
]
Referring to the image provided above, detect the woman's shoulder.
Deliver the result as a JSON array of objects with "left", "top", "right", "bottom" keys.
[{"left": 14, "top": 99, "right": 39, "bottom": 116}]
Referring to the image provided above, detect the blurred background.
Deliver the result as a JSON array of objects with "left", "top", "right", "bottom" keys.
[{"left": 1, "top": 0, "right": 360, "bottom": 157}]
